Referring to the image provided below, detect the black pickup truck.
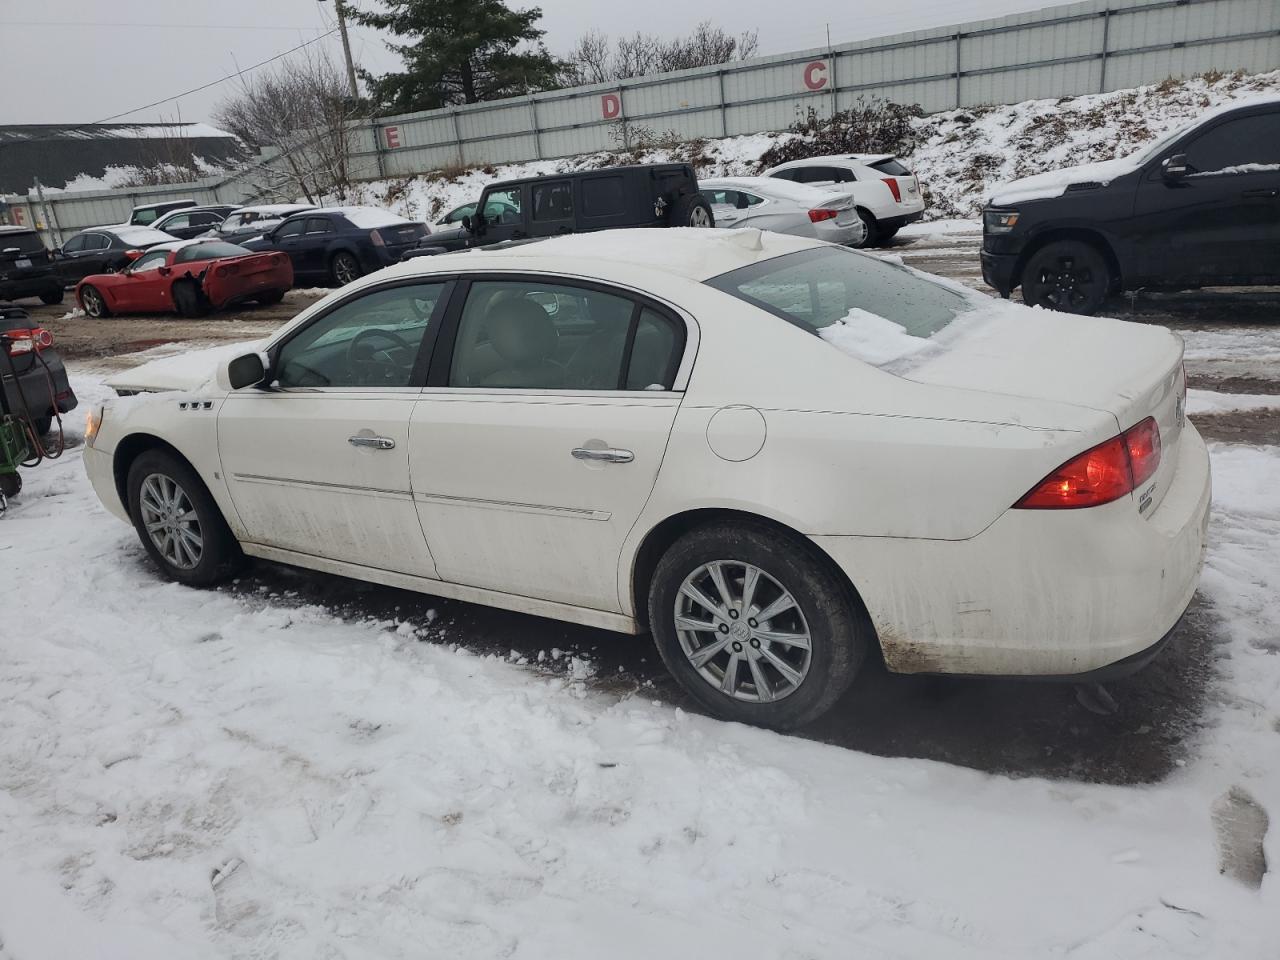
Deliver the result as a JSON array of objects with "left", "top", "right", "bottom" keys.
[{"left": 412, "top": 163, "right": 715, "bottom": 256}]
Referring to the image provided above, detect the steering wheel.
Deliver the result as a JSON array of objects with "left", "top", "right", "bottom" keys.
[{"left": 345, "top": 327, "right": 414, "bottom": 381}]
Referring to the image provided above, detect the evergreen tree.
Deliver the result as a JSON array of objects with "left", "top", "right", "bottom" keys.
[{"left": 351, "top": 0, "right": 565, "bottom": 113}]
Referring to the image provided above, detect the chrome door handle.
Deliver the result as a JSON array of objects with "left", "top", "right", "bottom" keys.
[
  {"left": 348, "top": 435, "right": 396, "bottom": 450},
  {"left": 572, "top": 446, "right": 634, "bottom": 463}
]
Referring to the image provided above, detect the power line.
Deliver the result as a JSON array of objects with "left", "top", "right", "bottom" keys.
[{"left": 6, "top": 20, "right": 328, "bottom": 31}]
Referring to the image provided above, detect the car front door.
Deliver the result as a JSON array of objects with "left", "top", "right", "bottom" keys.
[
  {"left": 57, "top": 232, "right": 110, "bottom": 283},
  {"left": 217, "top": 279, "right": 453, "bottom": 576},
  {"left": 300, "top": 216, "right": 336, "bottom": 278},
  {"left": 110, "top": 248, "right": 171, "bottom": 312},
  {"left": 268, "top": 217, "right": 309, "bottom": 274},
  {"left": 409, "top": 276, "right": 689, "bottom": 611},
  {"left": 1132, "top": 108, "right": 1280, "bottom": 284},
  {"left": 528, "top": 179, "right": 575, "bottom": 237},
  {"left": 472, "top": 187, "right": 526, "bottom": 245}
]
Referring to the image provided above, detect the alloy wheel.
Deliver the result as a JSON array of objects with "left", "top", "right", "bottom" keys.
[
  {"left": 674, "top": 560, "right": 812, "bottom": 703},
  {"left": 333, "top": 254, "right": 360, "bottom": 285},
  {"left": 689, "top": 206, "right": 712, "bottom": 227},
  {"left": 139, "top": 473, "right": 203, "bottom": 570},
  {"left": 1036, "top": 256, "right": 1103, "bottom": 311},
  {"left": 82, "top": 288, "right": 105, "bottom": 317}
]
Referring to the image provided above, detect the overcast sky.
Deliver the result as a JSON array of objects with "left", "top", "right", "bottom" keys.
[{"left": 3, "top": 0, "right": 1058, "bottom": 125}]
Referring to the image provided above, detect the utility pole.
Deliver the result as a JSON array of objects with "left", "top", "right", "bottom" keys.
[{"left": 322, "top": 0, "right": 360, "bottom": 99}]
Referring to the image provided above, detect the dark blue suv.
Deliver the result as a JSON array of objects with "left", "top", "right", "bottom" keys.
[{"left": 242, "top": 206, "right": 426, "bottom": 286}]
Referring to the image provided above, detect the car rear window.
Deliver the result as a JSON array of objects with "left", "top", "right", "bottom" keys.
[
  {"left": 706, "top": 246, "right": 969, "bottom": 367},
  {"left": 868, "top": 157, "right": 911, "bottom": 176},
  {"left": 176, "top": 241, "right": 250, "bottom": 263},
  {"left": 0, "top": 232, "right": 46, "bottom": 256}
]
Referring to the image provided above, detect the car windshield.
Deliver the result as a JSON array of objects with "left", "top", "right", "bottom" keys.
[{"left": 706, "top": 246, "right": 970, "bottom": 367}]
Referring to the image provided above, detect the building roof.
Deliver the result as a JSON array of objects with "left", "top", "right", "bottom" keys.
[{"left": 0, "top": 123, "right": 235, "bottom": 144}]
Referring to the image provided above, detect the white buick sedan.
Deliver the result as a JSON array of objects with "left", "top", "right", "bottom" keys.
[{"left": 84, "top": 229, "right": 1210, "bottom": 729}]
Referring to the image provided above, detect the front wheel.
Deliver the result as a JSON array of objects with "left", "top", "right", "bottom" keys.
[
  {"left": 648, "top": 522, "right": 867, "bottom": 729},
  {"left": 79, "top": 285, "right": 110, "bottom": 318},
  {"left": 1020, "top": 240, "right": 1111, "bottom": 315},
  {"left": 126, "top": 450, "right": 245, "bottom": 586},
  {"left": 330, "top": 251, "right": 362, "bottom": 286}
]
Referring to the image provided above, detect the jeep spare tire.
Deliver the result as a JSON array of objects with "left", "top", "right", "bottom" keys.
[{"left": 669, "top": 195, "right": 715, "bottom": 229}]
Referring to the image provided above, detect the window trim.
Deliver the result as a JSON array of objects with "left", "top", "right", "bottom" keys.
[
  {"left": 425, "top": 272, "right": 691, "bottom": 395},
  {"left": 264, "top": 275, "right": 457, "bottom": 393}
]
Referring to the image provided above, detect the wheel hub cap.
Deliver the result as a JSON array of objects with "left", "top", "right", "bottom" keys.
[{"left": 139, "top": 473, "right": 203, "bottom": 570}]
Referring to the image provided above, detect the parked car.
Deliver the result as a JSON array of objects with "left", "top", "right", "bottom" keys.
[
  {"left": 426, "top": 198, "right": 518, "bottom": 251},
  {"left": 1, "top": 307, "right": 77, "bottom": 437},
  {"left": 763, "top": 154, "right": 924, "bottom": 247},
  {"left": 242, "top": 206, "right": 426, "bottom": 286},
  {"left": 54, "top": 225, "right": 174, "bottom": 286},
  {"left": 982, "top": 96, "right": 1280, "bottom": 315},
  {"left": 75, "top": 240, "right": 293, "bottom": 318},
  {"left": 698, "top": 176, "right": 867, "bottom": 246},
  {"left": 152, "top": 205, "right": 237, "bottom": 240},
  {"left": 412, "top": 164, "right": 715, "bottom": 254},
  {"left": 207, "top": 204, "right": 317, "bottom": 244},
  {"left": 83, "top": 228, "right": 1208, "bottom": 731},
  {"left": 128, "top": 199, "right": 198, "bottom": 227},
  {"left": 0, "top": 226, "right": 64, "bottom": 304}
]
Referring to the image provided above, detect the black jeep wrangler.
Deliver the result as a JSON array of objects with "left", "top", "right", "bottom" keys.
[
  {"left": 981, "top": 98, "right": 1280, "bottom": 314},
  {"left": 416, "top": 163, "right": 714, "bottom": 254},
  {"left": 0, "top": 226, "right": 64, "bottom": 305}
]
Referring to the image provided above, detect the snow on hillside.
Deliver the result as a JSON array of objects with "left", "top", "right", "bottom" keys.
[{"left": 346, "top": 69, "right": 1279, "bottom": 224}]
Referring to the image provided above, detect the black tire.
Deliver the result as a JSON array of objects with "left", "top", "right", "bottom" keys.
[
  {"left": 172, "top": 280, "right": 210, "bottom": 318},
  {"left": 126, "top": 449, "right": 245, "bottom": 587},
  {"left": 255, "top": 289, "right": 286, "bottom": 306},
  {"left": 0, "top": 471, "right": 20, "bottom": 499},
  {"left": 648, "top": 521, "right": 867, "bottom": 730},
  {"left": 667, "top": 194, "right": 715, "bottom": 229},
  {"left": 1020, "top": 240, "right": 1111, "bottom": 315},
  {"left": 878, "top": 225, "right": 900, "bottom": 243},
  {"left": 330, "top": 251, "right": 362, "bottom": 286},
  {"left": 39, "top": 288, "right": 65, "bottom": 305},
  {"left": 80, "top": 284, "right": 110, "bottom": 318},
  {"left": 854, "top": 210, "right": 880, "bottom": 248}
]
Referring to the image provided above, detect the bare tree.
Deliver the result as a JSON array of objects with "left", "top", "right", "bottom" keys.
[
  {"left": 566, "top": 21, "right": 758, "bottom": 84},
  {"left": 214, "top": 49, "right": 367, "bottom": 203}
]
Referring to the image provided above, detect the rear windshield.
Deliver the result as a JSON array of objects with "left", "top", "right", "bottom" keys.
[
  {"left": 0, "top": 232, "right": 46, "bottom": 256},
  {"left": 706, "top": 246, "right": 969, "bottom": 367},
  {"left": 868, "top": 157, "right": 911, "bottom": 176},
  {"left": 176, "top": 241, "right": 251, "bottom": 263}
]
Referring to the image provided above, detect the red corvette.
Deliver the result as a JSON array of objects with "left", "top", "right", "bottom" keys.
[{"left": 75, "top": 240, "right": 293, "bottom": 318}]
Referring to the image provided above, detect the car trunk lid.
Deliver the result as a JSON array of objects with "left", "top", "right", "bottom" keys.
[{"left": 906, "top": 307, "right": 1186, "bottom": 517}]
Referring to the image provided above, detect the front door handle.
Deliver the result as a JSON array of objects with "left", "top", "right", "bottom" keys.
[
  {"left": 572, "top": 446, "right": 633, "bottom": 463},
  {"left": 349, "top": 435, "right": 395, "bottom": 450},
  {"left": 1242, "top": 188, "right": 1279, "bottom": 199}
]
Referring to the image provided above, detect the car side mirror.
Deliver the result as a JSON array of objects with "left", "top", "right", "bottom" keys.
[
  {"left": 1162, "top": 154, "right": 1190, "bottom": 182},
  {"left": 226, "top": 352, "right": 267, "bottom": 390},
  {"left": 158, "top": 266, "right": 172, "bottom": 277},
  {"left": 49, "top": 246, "right": 62, "bottom": 257},
  {"left": 123, "top": 249, "right": 144, "bottom": 262}
]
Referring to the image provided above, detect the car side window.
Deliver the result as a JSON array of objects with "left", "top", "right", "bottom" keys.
[
  {"left": 1183, "top": 113, "right": 1280, "bottom": 174},
  {"left": 274, "top": 282, "right": 448, "bottom": 389},
  {"left": 741, "top": 192, "right": 764, "bottom": 206},
  {"left": 130, "top": 250, "right": 169, "bottom": 272},
  {"left": 581, "top": 176, "right": 626, "bottom": 217},
  {"left": 193, "top": 212, "right": 221, "bottom": 227},
  {"left": 448, "top": 280, "right": 683, "bottom": 391},
  {"left": 305, "top": 217, "right": 334, "bottom": 235},
  {"left": 63, "top": 234, "right": 86, "bottom": 253},
  {"left": 163, "top": 214, "right": 190, "bottom": 229},
  {"left": 626, "top": 308, "right": 682, "bottom": 390},
  {"left": 88, "top": 234, "right": 111, "bottom": 251},
  {"left": 482, "top": 189, "right": 521, "bottom": 224},
  {"left": 532, "top": 181, "right": 574, "bottom": 221},
  {"left": 276, "top": 219, "right": 307, "bottom": 239}
]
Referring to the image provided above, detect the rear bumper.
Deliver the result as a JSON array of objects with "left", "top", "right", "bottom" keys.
[
  {"left": 879, "top": 210, "right": 924, "bottom": 231},
  {"left": 814, "top": 423, "right": 1212, "bottom": 677},
  {"left": 1, "top": 354, "right": 77, "bottom": 421},
  {"left": 0, "top": 271, "right": 62, "bottom": 300}
]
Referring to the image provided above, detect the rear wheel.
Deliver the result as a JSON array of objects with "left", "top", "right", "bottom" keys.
[
  {"left": 648, "top": 522, "right": 867, "bottom": 729},
  {"left": 853, "top": 210, "right": 879, "bottom": 248},
  {"left": 172, "top": 280, "right": 210, "bottom": 318},
  {"left": 878, "top": 225, "right": 900, "bottom": 243},
  {"left": 330, "top": 251, "right": 362, "bottom": 286},
  {"left": 667, "top": 194, "right": 715, "bottom": 229},
  {"left": 255, "top": 289, "right": 286, "bottom": 306},
  {"left": 1020, "top": 240, "right": 1111, "bottom": 315},
  {"left": 126, "top": 449, "right": 245, "bottom": 586},
  {"left": 39, "top": 288, "right": 64, "bottom": 305},
  {"left": 80, "top": 285, "right": 109, "bottom": 318}
]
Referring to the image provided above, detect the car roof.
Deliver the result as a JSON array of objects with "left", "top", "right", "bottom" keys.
[
  {"left": 480, "top": 163, "right": 691, "bottom": 190},
  {"left": 234, "top": 203, "right": 315, "bottom": 216},
  {"left": 699, "top": 176, "right": 845, "bottom": 203},
  {"left": 769, "top": 154, "right": 894, "bottom": 170},
  {"left": 380, "top": 227, "right": 820, "bottom": 285},
  {"left": 158, "top": 205, "right": 229, "bottom": 217}
]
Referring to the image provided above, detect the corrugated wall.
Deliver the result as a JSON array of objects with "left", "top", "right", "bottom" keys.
[{"left": 8, "top": 0, "right": 1276, "bottom": 244}]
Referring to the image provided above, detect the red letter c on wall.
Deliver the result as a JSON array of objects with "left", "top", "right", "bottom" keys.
[{"left": 804, "top": 61, "right": 829, "bottom": 91}]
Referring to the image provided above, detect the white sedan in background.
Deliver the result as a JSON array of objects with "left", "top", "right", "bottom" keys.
[
  {"left": 83, "top": 229, "right": 1209, "bottom": 730},
  {"left": 763, "top": 154, "right": 926, "bottom": 245},
  {"left": 698, "top": 176, "right": 867, "bottom": 247}
]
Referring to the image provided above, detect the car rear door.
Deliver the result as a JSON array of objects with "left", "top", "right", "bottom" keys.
[
  {"left": 409, "top": 275, "right": 689, "bottom": 611},
  {"left": 217, "top": 279, "right": 452, "bottom": 576}
]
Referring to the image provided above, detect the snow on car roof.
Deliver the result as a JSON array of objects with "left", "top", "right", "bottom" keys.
[
  {"left": 234, "top": 203, "right": 314, "bottom": 216},
  {"left": 109, "top": 225, "right": 176, "bottom": 245},
  {"left": 317, "top": 206, "right": 415, "bottom": 228},
  {"left": 700, "top": 176, "right": 849, "bottom": 204},
  {"left": 768, "top": 154, "right": 893, "bottom": 169},
  {"left": 392, "top": 227, "right": 819, "bottom": 282}
]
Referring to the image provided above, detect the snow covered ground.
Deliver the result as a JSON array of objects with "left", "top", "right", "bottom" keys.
[{"left": 3, "top": 347, "right": 1279, "bottom": 954}]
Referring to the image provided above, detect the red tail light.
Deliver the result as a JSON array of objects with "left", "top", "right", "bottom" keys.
[
  {"left": 883, "top": 178, "right": 902, "bottom": 202},
  {"left": 371, "top": 229, "right": 385, "bottom": 246},
  {"left": 1015, "top": 417, "right": 1161, "bottom": 509},
  {"left": 4, "top": 327, "right": 54, "bottom": 356},
  {"left": 807, "top": 208, "right": 839, "bottom": 223}
]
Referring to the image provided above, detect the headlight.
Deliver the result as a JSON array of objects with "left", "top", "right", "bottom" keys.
[
  {"left": 984, "top": 209, "right": 1020, "bottom": 234},
  {"left": 85, "top": 406, "right": 104, "bottom": 447}
]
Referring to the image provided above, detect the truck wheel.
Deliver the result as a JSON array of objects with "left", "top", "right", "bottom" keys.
[
  {"left": 80, "top": 285, "right": 110, "bottom": 318},
  {"left": 1021, "top": 240, "right": 1110, "bottom": 315},
  {"left": 648, "top": 521, "right": 867, "bottom": 730},
  {"left": 172, "top": 280, "right": 209, "bottom": 318},
  {"left": 668, "top": 195, "right": 716, "bottom": 229},
  {"left": 126, "top": 449, "right": 245, "bottom": 587},
  {"left": 39, "top": 288, "right": 65, "bottom": 305},
  {"left": 331, "top": 251, "right": 362, "bottom": 286}
]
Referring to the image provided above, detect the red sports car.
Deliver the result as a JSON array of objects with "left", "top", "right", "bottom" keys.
[{"left": 75, "top": 240, "right": 293, "bottom": 318}]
